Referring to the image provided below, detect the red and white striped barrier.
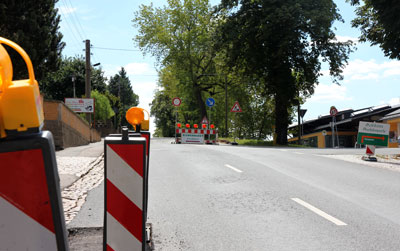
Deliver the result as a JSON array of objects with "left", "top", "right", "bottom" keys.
[
  {"left": 105, "top": 134, "right": 147, "bottom": 251},
  {"left": 0, "top": 132, "right": 69, "bottom": 251},
  {"left": 175, "top": 128, "right": 218, "bottom": 144},
  {"left": 176, "top": 128, "right": 217, "bottom": 135}
]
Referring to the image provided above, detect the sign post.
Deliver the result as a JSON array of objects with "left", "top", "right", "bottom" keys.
[
  {"left": 230, "top": 101, "right": 242, "bottom": 145},
  {"left": 172, "top": 98, "right": 181, "bottom": 143},
  {"left": 357, "top": 121, "right": 389, "bottom": 162},
  {"left": 330, "top": 106, "right": 338, "bottom": 148},
  {"left": 206, "top": 97, "right": 215, "bottom": 126}
]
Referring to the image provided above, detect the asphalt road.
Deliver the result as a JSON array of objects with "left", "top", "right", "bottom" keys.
[
  {"left": 69, "top": 138, "right": 400, "bottom": 250},
  {"left": 147, "top": 139, "right": 400, "bottom": 250}
]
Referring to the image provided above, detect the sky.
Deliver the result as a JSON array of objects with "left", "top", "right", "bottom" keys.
[{"left": 56, "top": 0, "right": 400, "bottom": 133}]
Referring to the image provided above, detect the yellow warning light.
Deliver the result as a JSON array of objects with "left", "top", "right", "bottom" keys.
[
  {"left": 0, "top": 37, "right": 44, "bottom": 138},
  {"left": 125, "top": 107, "right": 150, "bottom": 131}
]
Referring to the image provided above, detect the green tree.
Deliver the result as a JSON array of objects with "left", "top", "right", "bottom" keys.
[
  {"left": 219, "top": 0, "right": 353, "bottom": 144},
  {"left": 150, "top": 90, "right": 175, "bottom": 137},
  {"left": 107, "top": 67, "right": 139, "bottom": 126},
  {"left": 41, "top": 56, "right": 107, "bottom": 100},
  {"left": 349, "top": 0, "right": 400, "bottom": 59},
  {"left": 91, "top": 90, "right": 115, "bottom": 122},
  {"left": 0, "top": 0, "right": 65, "bottom": 81},
  {"left": 133, "top": 0, "right": 222, "bottom": 121}
]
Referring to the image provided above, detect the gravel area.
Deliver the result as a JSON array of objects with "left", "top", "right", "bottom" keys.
[
  {"left": 322, "top": 154, "right": 400, "bottom": 172},
  {"left": 57, "top": 155, "right": 104, "bottom": 224}
]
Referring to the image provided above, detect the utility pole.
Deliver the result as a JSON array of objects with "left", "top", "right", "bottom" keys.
[
  {"left": 85, "top": 39, "right": 91, "bottom": 126},
  {"left": 225, "top": 76, "right": 228, "bottom": 137}
]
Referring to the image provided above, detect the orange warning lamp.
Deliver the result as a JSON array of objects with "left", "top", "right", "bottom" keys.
[
  {"left": 177, "top": 123, "right": 181, "bottom": 128},
  {"left": 210, "top": 124, "right": 215, "bottom": 129},
  {"left": 125, "top": 107, "right": 150, "bottom": 131},
  {"left": 185, "top": 123, "right": 190, "bottom": 128},
  {"left": 126, "top": 107, "right": 144, "bottom": 127},
  {"left": 193, "top": 124, "right": 198, "bottom": 129},
  {"left": 202, "top": 124, "right": 207, "bottom": 129},
  {"left": 0, "top": 37, "right": 44, "bottom": 138}
]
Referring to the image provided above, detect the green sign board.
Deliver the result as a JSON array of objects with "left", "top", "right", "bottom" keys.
[{"left": 357, "top": 121, "right": 389, "bottom": 146}]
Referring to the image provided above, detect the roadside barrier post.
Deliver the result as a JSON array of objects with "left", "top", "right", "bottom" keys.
[
  {"left": 104, "top": 107, "right": 150, "bottom": 251},
  {"left": 0, "top": 37, "right": 69, "bottom": 250}
]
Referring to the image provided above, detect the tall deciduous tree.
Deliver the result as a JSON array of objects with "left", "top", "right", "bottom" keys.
[
  {"left": 0, "top": 0, "right": 65, "bottom": 81},
  {"left": 133, "top": 0, "right": 220, "bottom": 121},
  {"left": 219, "top": 0, "right": 353, "bottom": 144},
  {"left": 349, "top": 0, "right": 400, "bottom": 59}
]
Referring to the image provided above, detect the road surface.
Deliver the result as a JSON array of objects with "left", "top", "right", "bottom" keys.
[{"left": 70, "top": 138, "right": 400, "bottom": 250}]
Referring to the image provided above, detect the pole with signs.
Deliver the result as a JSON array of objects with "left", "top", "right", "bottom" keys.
[
  {"left": 330, "top": 106, "right": 338, "bottom": 148},
  {"left": 172, "top": 98, "right": 181, "bottom": 143},
  {"left": 206, "top": 97, "right": 215, "bottom": 129},
  {"left": 230, "top": 101, "right": 242, "bottom": 145}
]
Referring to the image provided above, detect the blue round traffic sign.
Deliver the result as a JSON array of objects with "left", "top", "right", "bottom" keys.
[{"left": 206, "top": 98, "right": 215, "bottom": 107}]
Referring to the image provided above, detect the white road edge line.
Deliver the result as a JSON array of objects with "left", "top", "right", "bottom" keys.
[
  {"left": 294, "top": 152, "right": 304, "bottom": 155},
  {"left": 291, "top": 198, "right": 347, "bottom": 226},
  {"left": 225, "top": 164, "right": 243, "bottom": 173}
]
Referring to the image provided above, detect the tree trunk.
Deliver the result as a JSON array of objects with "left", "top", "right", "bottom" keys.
[
  {"left": 274, "top": 91, "right": 289, "bottom": 145},
  {"left": 193, "top": 84, "right": 207, "bottom": 122}
]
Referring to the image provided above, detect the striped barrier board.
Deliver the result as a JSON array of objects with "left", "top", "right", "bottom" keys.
[
  {"left": 104, "top": 134, "right": 147, "bottom": 251},
  {"left": 176, "top": 129, "right": 217, "bottom": 134},
  {"left": 0, "top": 131, "right": 69, "bottom": 251}
]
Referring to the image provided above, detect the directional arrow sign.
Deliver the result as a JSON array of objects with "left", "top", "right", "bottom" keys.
[
  {"left": 357, "top": 121, "right": 389, "bottom": 146},
  {"left": 206, "top": 98, "right": 215, "bottom": 107}
]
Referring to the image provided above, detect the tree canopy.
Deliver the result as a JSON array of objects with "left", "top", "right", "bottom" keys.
[
  {"left": 133, "top": 0, "right": 222, "bottom": 121},
  {"left": 349, "top": 0, "right": 400, "bottom": 60},
  {"left": 0, "top": 0, "right": 65, "bottom": 81},
  {"left": 218, "top": 0, "right": 353, "bottom": 144}
]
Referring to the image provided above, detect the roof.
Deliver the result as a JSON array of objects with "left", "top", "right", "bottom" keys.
[
  {"left": 290, "top": 104, "right": 398, "bottom": 134},
  {"left": 381, "top": 107, "right": 400, "bottom": 121}
]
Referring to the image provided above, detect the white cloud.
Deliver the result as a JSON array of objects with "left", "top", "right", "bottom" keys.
[
  {"left": 124, "top": 63, "right": 156, "bottom": 76},
  {"left": 58, "top": 6, "right": 77, "bottom": 15},
  {"left": 342, "top": 59, "right": 400, "bottom": 81},
  {"left": 308, "top": 83, "right": 352, "bottom": 103},
  {"left": 335, "top": 35, "right": 359, "bottom": 44},
  {"left": 388, "top": 97, "right": 400, "bottom": 106}
]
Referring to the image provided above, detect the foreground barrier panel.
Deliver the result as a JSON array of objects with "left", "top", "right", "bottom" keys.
[
  {"left": 104, "top": 129, "right": 147, "bottom": 251},
  {"left": 0, "top": 132, "right": 69, "bottom": 251}
]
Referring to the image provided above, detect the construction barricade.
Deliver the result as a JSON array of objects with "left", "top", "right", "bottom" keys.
[
  {"left": 104, "top": 107, "right": 150, "bottom": 251},
  {"left": 0, "top": 37, "right": 69, "bottom": 250},
  {"left": 175, "top": 124, "right": 218, "bottom": 145}
]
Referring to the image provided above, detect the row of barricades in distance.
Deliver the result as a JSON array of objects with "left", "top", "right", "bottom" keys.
[
  {"left": 175, "top": 123, "right": 218, "bottom": 144},
  {"left": 0, "top": 36, "right": 151, "bottom": 251}
]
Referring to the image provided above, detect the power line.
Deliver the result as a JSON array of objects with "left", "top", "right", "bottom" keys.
[{"left": 92, "top": 47, "right": 141, "bottom": 52}]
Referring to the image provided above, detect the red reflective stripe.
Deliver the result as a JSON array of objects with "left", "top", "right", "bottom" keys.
[
  {"left": 107, "top": 180, "right": 142, "bottom": 242},
  {"left": 0, "top": 149, "right": 54, "bottom": 233},
  {"left": 140, "top": 133, "right": 150, "bottom": 156},
  {"left": 107, "top": 244, "right": 115, "bottom": 251},
  {"left": 108, "top": 144, "right": 144, "bottom": 177}
]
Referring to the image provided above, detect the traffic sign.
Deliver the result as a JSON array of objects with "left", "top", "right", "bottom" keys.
[
  {"left": 366, "top": 145, "right": 375, "bottom": 156},
  {"left": 206, "top": 97, "right": 215, "bottom": 107},
  {"left": 201, "top": 116, "right": 209, "bottom": 124},
  {"left": 330, "top": 106, "right": 338, "bottom": 116},
  {"left": 172, "top": 97, "right": 181, "bottom": 107},
  {"left": 230, "top": 101, "right": 242, "bottom": 113},
  {"left": 357, "top": 121, "right": 389, "bottom": 146}
]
